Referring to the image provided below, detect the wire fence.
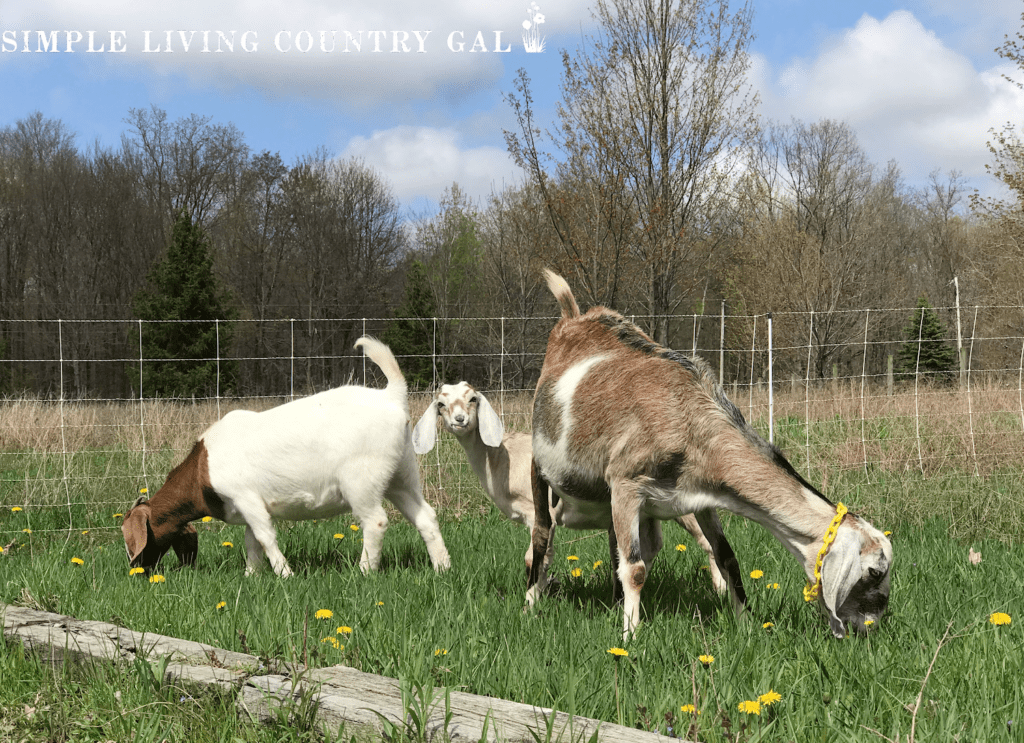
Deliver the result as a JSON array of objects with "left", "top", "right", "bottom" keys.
[{"left": 2, "top": 303, "right": 1024, "bottom": 539}]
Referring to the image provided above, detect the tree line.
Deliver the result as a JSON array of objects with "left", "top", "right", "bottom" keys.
[{"left": 2, "top": 1, "right": 1022, "bottom": 400}]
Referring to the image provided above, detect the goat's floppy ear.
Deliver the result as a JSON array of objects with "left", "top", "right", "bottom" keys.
[
  {"left": 172, "top": 522, "right": 199, "bottom": 567},
  {"left": 122, "top": 501, "right": 152, "bottom": 566},
  {"left": 412, "top": 399, "right": 438, "bottom": 454},
  {"left": 820, "top": 527, "right": 862, "bottom": 638},
  {"left": 476, "top": 393, "right": 504, "bottom": 448}
]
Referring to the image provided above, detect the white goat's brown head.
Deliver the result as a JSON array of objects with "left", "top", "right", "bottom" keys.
[
  {"left": 819, "top": 519, "right": 892, "bottom": 637},
  {"left": 121, "top": 494, "right": 199, "bottom": 572},
  {"left": 412, "top": 382, "right": 503, "bottom": 454}
]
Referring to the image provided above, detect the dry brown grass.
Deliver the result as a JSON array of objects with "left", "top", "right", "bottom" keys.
[{"left": 2, "top": 383, "right": 1022, "bottom": 524}]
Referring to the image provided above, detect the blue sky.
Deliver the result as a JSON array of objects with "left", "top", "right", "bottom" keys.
[{"left": 1, "top": 0, "right": 1021, "bottom": 213}]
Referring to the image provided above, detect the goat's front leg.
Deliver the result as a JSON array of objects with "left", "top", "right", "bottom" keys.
[
  {"left": 693, "top": 508, "right": 745, "bottom": 614},
  {"left": 611, "top": 479, "right": 646, "bottom": 640},
  {"left": 675, "top": 512, "right": 728, "bottom": 596},
  {"left": 243, "top": 505, "right": 292, "bottom": 577}
]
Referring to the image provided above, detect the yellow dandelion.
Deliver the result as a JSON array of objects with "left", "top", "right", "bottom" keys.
[
  {"left": 112, "top": 513, "right": 123, "bottom": 519},
  {"left": 139, "top": 487, "right": 148, "bottom": 494},
  {"left": 129, "top": 567, "right": 145, "bottom": 576},
  {"left": 202, "top": 516, "right": 213, "bottom": 523},
  {"left": 315, "top": 609, "right": 334, "bottom": 620},
  {"left": 22, "top": 528, "right": 32, "bottom": 534},
  {"left": 0, "top": 546, "right": 4, "bottom": 554},
  {"left": 149, "top": 574, "right": 165, "bottom": 583},
  {"left": 321, "top": 637, "right": 340, "bottom": 649},
  {"left": 989, "top": 612, "right": 1012, "bottom": 626},
  {"left": 222, "top": 541, "right": 233, "bottom": 548},
  {"left": 11, "top": 506, "right": 23, "bottom": 512},
  {"left": 759, "top": 690, "right": 782, "bottom": 706},
  {"left": 337, "top": 626, "right": 353, "bottom": 635},
  {"left": 607, "top": 647, "right": 628, "bottom": 658},
  {"left": 592, "top": 560, "right": 603, "bottom": 570},
  {"left": 71, "top": 556, "right": 84, "bottom": 566},
  {"left": 864, "top": 619, "right": 875, "bottom": 627},
  {"left": 570, "top": 567, "right": 582, "bottom": 578},
  {"left": 763, "top": 622, "right": 774, "bottom": 629},
  {"left": 738, "top": 700, "right": 761, "bottom": 715},
  {"left": 216, "top": 601, "right": 227, "bottom": 610},
  {"left": 749, "top": 569, "right": 764, "bottom": 579},
  {"left": 434, "top": 648, "right": 448, "bottom": 657},
  {"left": 376, "top": 601, "right": 384, "bottom": 606},
  {"left": 81, "top": 530, "right": 89, "bottom": 535},
  {"left": 698, "top": 654, "right": 715, "bottom": 666},
  {"left": 884, "top": 530, "right": 892, "bottom": 536},
  {"left": 333, "top": 533, "right": 345, "bottom": 540},
  {"left": 675, "top": 544, "right": 687, "bottom": 552},
  {"left": 680, "top": 704, "right": 699, "bottom": 715},
  {"left": 567, "top": 555, "right": 579, "bottom": 562},
  {"left": 768, "top": 582, "right": 780, "bottom": 590},
  {"left": 349, "top": 524, "right": 360, "bottom": 532}
]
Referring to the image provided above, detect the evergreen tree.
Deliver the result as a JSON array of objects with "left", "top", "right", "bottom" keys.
[
  {"left": 382, "top": 260, "right": 436, "bottom": 390},
  {"left": 895, "top": 296, "right": 957, "bottom": 383},
  {"left": 132, "top": 210, "right": 236, "bottom": 397}
]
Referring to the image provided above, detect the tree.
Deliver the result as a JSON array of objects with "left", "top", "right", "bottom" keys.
[
  {"left": 382, "top": 260, "right": 436, "bottom": 390},
  {"left": 895, "top": 296, "right": 957, "bottom": 383},
  {"left": 133, "top": 210, "right": 236, "bottom": 397},
  {"left": 506, "top": 0, "right": 759, "bottom": 341}
]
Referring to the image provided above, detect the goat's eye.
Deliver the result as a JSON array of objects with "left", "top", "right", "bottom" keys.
[
  {"left": 470, "top": 397, "right": 479, "bottom": 405},
  {"left": 436, "top": 402, "right": 444, "bottom": 410}
]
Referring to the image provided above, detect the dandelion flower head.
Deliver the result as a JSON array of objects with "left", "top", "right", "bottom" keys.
[
  {"left": 321, "top": 637, "right": 340, "bottom": 648},
  {"left": 607, "top": 647, "right": 629, "bottom": 658},
  {"left": 749, "top": 569, "right": 764, "bottom": 579},
  {"left": 675, "top": 544, "right": 686, "bottom": 552},
  {"left": 570, "top": 567, "right": 582, "bottom": 578},
  {"left": 202, "top": 516, "right": 213, "bottom": 523},
  {"left": 129, "top": 567, "right": 145, "bottom": 576},
  {"left": 315, "top": 609, "right": 334, "bottom": 620},
  {"left": 11, "top": 506, "right": 23, "bottom": 512},
  {"left": 222, "top": 541, "right": 233, "bottom": 548},
  {"left": 680, "top": 704, "right": 698, "bottom": 714},
  {"left": 216, "top": 601, "right": 227, "bottom": 610},
  {"left": 593, "top": 560, "right": 603, "bottom": 570},
  {"left": 333, "top": 533, "right": 345, "bottom": 540},
  {"left": 738, "top": 700, "right": 761, "bottom": 715},
  {"left": 350, "top": 524, "right": 360, "bottom": 532},
  {"left": 990, "top": 612, "right": 1012, "bottom": 626},
  {"left": 567, "top": 555, "right": 579, "bottom": 562},
  {"left": 759, "top": 690, "right": 782, "bottom": 706},
  {"left": 71, "top": 557, "right": 84, "bottom": 566},
  {"left": 337, "top": 626, "right": 353, "bottom": 635},
  {"left": 149, "top": 574, "right": 165, "bottom": 583},
  {"left": 699, "top": 654, "right": 715, "bottom": 666}
]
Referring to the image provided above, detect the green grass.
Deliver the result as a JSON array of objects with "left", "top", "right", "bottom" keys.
[{"left": 2, "top": 487, "right": 1022, "bottom": 742}]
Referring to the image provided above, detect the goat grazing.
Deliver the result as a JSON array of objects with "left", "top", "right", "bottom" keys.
[
  {"left": 412, "top": 381, "right": 727, "bottom": 595},
  {"left": 121, "top": 337, "right": 451, "bottom": 577},
  {"left": 526, "top": 271, "right": 892, "bottom": 639}
]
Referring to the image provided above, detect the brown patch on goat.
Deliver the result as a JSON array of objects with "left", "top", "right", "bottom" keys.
[
  {"left": 528, "top": 460, "right": 554, "bottom": 589},
  {"left": 533, "top": 379, "right": 562, "bottom": 443},
  {"left": 629, "top": 562, "right": 647, "bottom": 590},
  {"left": 123, "top": 439, "right": 219, "bottom": 569}
]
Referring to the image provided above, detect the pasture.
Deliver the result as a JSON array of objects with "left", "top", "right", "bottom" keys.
[{"left": 1, "top": 388, "right": 1022, "bottom": 742}]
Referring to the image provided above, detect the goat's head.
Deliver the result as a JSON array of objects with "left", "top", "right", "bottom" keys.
[
  {"left": 121, "top": 494, "right": 199, "bottom": 572},
  {"left": 412, "top": 382, "right": 503, "bottom": 454},
  {"left": 818, "top": 518, "right": 892, "bottom": 638}
]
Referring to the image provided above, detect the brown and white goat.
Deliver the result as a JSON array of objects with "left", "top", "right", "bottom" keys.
[
  {"left": 526, "top": 270, "right": 892, "bottom": 639},
  {"left": 413, "top": 381, "right": 728, "bottom": 595},
  {"left": 121, "top": 337, "right": 451, "bottom": 577}
]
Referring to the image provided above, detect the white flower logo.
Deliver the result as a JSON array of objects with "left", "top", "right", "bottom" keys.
[{"left": 523, "top": 3, "right": 546, "bottom": 53}]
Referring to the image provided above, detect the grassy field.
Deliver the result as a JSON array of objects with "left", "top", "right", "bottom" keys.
[{"left": 1, "top": 389, "right": 1023, "bottom": 742}]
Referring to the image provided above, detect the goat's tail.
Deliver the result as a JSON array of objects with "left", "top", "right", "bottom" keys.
[
  {"left": 354, "top": 336, "right": 408, "bottom": 402},
  {"left": 543, "top": 269, "right": 580, "bottom": 320}
]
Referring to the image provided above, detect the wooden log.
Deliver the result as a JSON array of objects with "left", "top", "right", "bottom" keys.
[{"left": 3, "top": 603, "right": 681, "bottom": 742}]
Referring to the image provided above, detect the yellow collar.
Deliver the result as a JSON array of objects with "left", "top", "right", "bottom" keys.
[{"left": 803, "top": 502, "right": 848, "bottom": 602}]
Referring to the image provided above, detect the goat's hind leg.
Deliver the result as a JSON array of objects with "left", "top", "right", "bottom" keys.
[
  {"left": 386, "top": 449, "right": 450, "bottom": 572},
  {"left": 675, "top": 512, "right": 728, "bottom": 596}
]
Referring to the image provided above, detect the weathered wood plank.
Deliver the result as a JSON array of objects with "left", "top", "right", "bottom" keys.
[{"left": 2, "top": 603, "right": 683, "bottom": 742}]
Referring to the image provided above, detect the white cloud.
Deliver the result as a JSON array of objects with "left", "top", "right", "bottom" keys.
[
  {"left": 756, "top": 10, "right": 1024, "bottom": 190},
  {"left": 341, "top": 125, "right": 523, "bottom": 206}
]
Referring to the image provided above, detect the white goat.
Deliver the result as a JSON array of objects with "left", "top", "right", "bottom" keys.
[
  {"left": 526, "top": 271, "right": 893, "bottom": 639},
  {"left": 412, "top": 381, "right": 727, "bottom": 596},
  {"left": 121, "top": 337, "right": 451, "bottom": 577}
]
